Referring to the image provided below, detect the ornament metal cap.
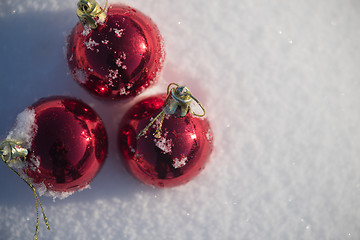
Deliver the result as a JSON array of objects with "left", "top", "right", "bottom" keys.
[
  {"left": 0, "top": 140, "right": 28, "bottom": 164},
  {"left": 76, "top": 0, "right": 108, "bottom": 29},
  {"left": 137, "top": 83, "right": 206, "bottom": 139}
]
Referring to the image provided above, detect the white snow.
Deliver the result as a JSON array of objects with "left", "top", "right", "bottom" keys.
[
  {"left": 115, "top": 58, "right": 122, "bottom": 67},
  {"left": 84, "top": 37, "right": 99, "bottom": 51},
  {"left": 74, "top": 68, "right": 89, "bottom": 84},
  {"left": 29, "top": 155, "right": 41, "bottom": 173},
  {"left": 35, "top": 182, "right": 90, "bottom": 201},
  {"left": 107, "top": 69, "right": 119, "bottom": 81},
  {"left": 113, "top": 28, "right": 124, "bottom": 38},
  {"left": 119, "top": 52, "right": 127, "bottom": 61},
  {"left": 118, "top": 87, "right": 127, "bottom": 95},
  {"left": 172, "top": 156, "right": 188, "bottom": 169},
  {"left": 101, "top": 39, "right": 109, "bottom": 45},
  {"left": 81, "top": 24, "right": 91, "bottom": 36},
  {"left": 154, "top": 134, "right": 173, "bottom": 154},
  {"left": 6, "top": 108, "right": 37, "bottom": 150},
  {"left": 0, "top": 0, "right": 360, "bottom": 239}
]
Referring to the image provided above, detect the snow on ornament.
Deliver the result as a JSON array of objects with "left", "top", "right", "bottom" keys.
[
  {"left": 67, "top": 0, "right": 165, "bottom": 100},
  {"left": 0, "top": 96, "right": 108, "bottom": 239},
  {"left": 118, "top": 83, "right": 214, "bottom": 187}
]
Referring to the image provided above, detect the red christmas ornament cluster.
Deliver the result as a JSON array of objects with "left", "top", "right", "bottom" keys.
[
  {"left": 118, "top": 85, "right": 213, "bottom": 187},
  {"left": 1, "top": 1, "right": 214, "bottom": 238},
  {"left": 67, "top": 3, "right": 165, "bottom": 100}
]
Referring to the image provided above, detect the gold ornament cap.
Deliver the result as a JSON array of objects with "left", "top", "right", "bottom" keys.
[
  {"left": 76, "top": 0, "right": 108, "bottom": 29},
  {"left": 0, "top": 140, "right": 28, "bottom": 165}
]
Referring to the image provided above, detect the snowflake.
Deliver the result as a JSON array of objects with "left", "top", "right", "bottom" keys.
[
  {"left": 119, "top": 52, "right": 126, "bottom": 59},
  {"left": 84, "top": 38, "right": 99, "bottom": 51},
  {"left": 172, "top": 156, "right": 188, "bottom": 169},
  {"left": 107, "top": 69, "right": 119, "bottom": 80},
  {"left": 114, "top": 28, "right": 125, "bottom": 38},
  {"left": 154, "top": 135, "right": 173, "bottom": 154},
  {"left": 115, "top": 58, "right": 123, "bottom": 67},
  {"left": 81, "top": 25, "right": 91, "bottom": 36},
  {"left": 119, "top": 87, "right": 127, "bottom": 95},
  {"left": 206, "top": 129, "right": 213, "bottom": 143}
]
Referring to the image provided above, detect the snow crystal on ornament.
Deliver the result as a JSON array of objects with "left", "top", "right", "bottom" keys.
[
  {"left": 206, "top": 129, "right": 213, "bottom": 143},
  {"left": 119, "top": 52, "right": 126, "bottom": 59},
  {"left": 126, "top": 82, "right": 133, "bottom": 89},
  {"left": 84, "top": 38, "right": 99, "bottom": 51},
  {"left": 35, "top": 181, "right": 90, "bottom": 201},
  {"left": 151, "top": 115, "right": 170, "bottom": 129},
  {"left": 81, "top": 25, "right": 91, "bottom": 36},
  {"left": 7, "top": 108, "right": 37, "bottom": 149},
  {"left": 154, "top": 134, "right": 173, "bottom": 154},
  {"left": 115, "top": 58, "right": 123, "bottom": 67},
  {"left": 114, "top": 28, "right": 125, "bottom": 38},
  {"left": 29, "top": 155, "right": 41, "bottom": 173},
  {"left": 119, "top": 87, "right": 127, "bottom": 95},
  {"left": 172, "top": 156, "right": 188, "bottom": 169},
  {"left": 107, "top": 69, "right": 119, "bottom": 80}
]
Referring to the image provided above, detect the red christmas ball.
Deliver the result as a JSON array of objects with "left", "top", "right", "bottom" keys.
[
  {"left": 67, "top": 3, "right": 165, "bottom": 100},
  {"left": 118, "top": 87, "right": 213, "bottom": 187},
  {"left": 5, "top": 96, "right": 108, "bottom": 198}
]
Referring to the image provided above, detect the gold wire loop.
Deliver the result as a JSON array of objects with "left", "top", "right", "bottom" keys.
[
  {"left": 189, "top": 94, "right": 206, "bottom": 117},
  {"left": 167, "top": 83, "right": 179, "bottom": 94}
]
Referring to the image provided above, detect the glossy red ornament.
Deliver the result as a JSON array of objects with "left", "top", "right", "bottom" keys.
[
  {"left": 7, "top": 96, "right": 108, "bottom": 197},
  {"left": 118, "top": 85, "right": 213, "bottom": 187},
  {"left": 67, "top": 3, "right": 165, "bottom": 100}
]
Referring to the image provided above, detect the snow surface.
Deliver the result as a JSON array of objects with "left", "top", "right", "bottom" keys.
[{"left": 0, "top": 0, "right": 360, "bottom": 239}]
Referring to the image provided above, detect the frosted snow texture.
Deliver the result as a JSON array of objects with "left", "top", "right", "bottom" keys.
[
  {"left": 35, "top": 182, "right": 90, "bottom": 201},
  {"left": 6, "top": 108, "right": 37, "bottom": 150},
  {"left": 1, "top": 0, "right": 360, "bottom": 239}
]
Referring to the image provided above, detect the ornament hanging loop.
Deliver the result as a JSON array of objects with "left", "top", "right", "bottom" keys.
[{"left": 77, "top": 0, "right": 108, "bottom": 29}]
